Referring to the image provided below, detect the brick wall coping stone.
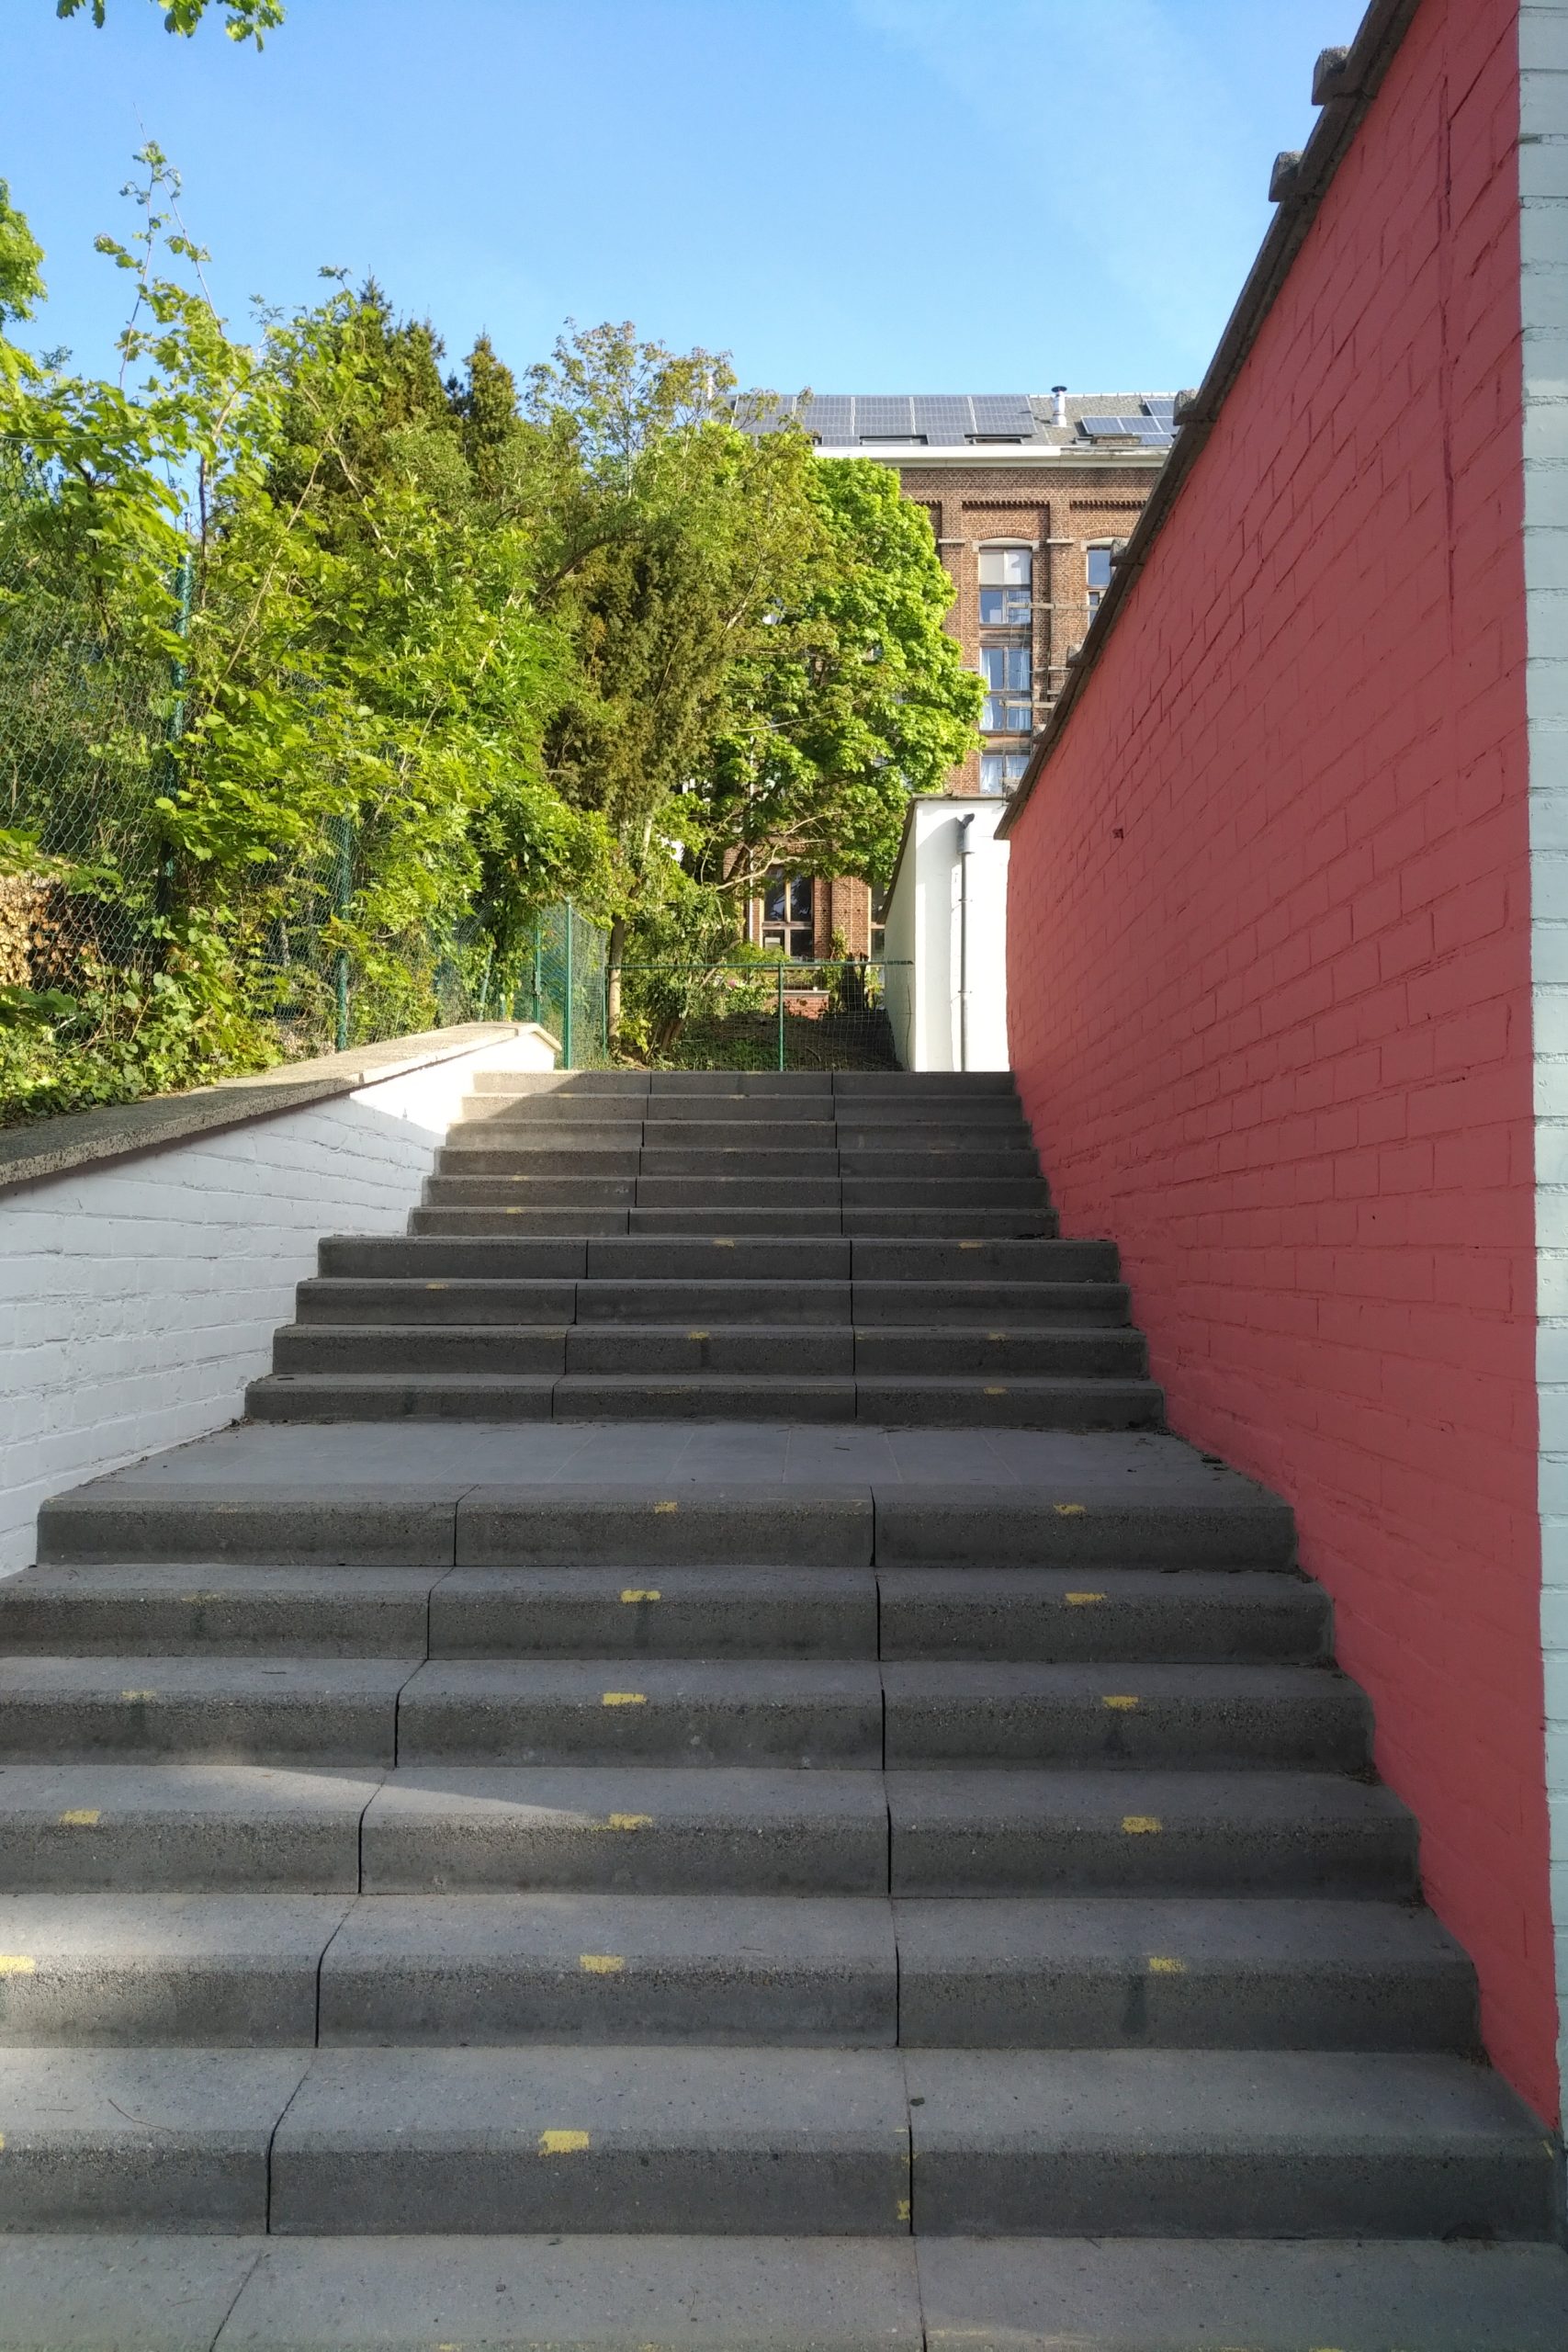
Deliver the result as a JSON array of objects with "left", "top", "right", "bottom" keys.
[
  {"left": 998, "top": 0, "right": 1422, "bottom": 840},
  {"left": 0, "top": 1023, "right": 555, "bottom": 1202}
]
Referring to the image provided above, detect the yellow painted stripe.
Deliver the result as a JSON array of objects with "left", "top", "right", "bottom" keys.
[
  {"left": 580, "top": 1954, "right": 625, "bottom": 1974},
  {"left": 687, "top": 1329, "right": 710, "bottom": 1341},
  {"left": 1065, "top": 1592, "right": 1106, "bottom": 1606},
  {"left": 653, "top": 1500, "right": 679, "bottom": 1515},
  {"left": 896, "top": 2198, "right": 911, "bottom": 2222},
  {"left": 0, "top": 1957, "right": 35, "bottom": 1976},
  {"left": 605, "top": 1813, "right": 652, "bottom": 1831},
  {"left": 537, "top": 2129, "right": 590, "bottom": 2154},
  {"left": 1103, "top": 1694, "right": 1139, "bottom": 1711},
  {"left": 620, "top": 1589, "right": 660, "bottom": 1604},
  {"left": 59, "top": 1810, "right": 99, "bottom": 1827},
  {"left": 1054, "top": 1502, "right": 1088, "bottom": 1517},
  {"left": 1147, "top": 1956, "right": 1185, "bottom": 1974},
  {"left": 984, "top": 1386, "right": 1008, "bottom": 1397},
  {"left": 1122, "top": 1815, "right": 1162, "bottom": 1835},
  {"left": 119, "top": 1690, "right": 157, "bottom": 1702},
  {"left": 602, "top": 1692, "right": 646, "bottom": 1707}
]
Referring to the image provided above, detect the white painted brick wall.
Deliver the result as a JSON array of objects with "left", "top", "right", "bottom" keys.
[
  {"left": 0, "top": 1032, "right": 554, "bottom": 1573},
  {"left": 1522, "top": 0, "right": 1568, "bottom": 2106}
]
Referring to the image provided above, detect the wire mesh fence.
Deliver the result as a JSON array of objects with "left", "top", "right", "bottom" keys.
[
  {"left": 513, "top": 901, "right": 612, "bottom": 1069},
  {"left": 615, "top": 959, "right": 907, "bottom": 1072}
]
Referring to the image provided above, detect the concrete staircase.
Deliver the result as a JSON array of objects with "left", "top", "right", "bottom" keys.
[
  {"left": 246, "top": 1069, "right": 1164, "bottom": 1428},
  {"left": 1, "top": 1069, "right": 1564, "bottom": 2349}
]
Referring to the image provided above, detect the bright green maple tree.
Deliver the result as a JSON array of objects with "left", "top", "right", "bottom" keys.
[{"left": 55, "top": 0, "right": 285, "bottom": 43}]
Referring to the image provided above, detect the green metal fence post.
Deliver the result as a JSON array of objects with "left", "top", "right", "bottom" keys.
[
  {"left": 776, "top": 963, "right": 785, "bottom": 1072},
  {"left": 563, "top": 899, "right": 575, "bottom": 1070},
  {"left": 155, "top": 548, "right": 195, "bottom": 919},
  {"left": 531, "top": 922, "right": 542, "bottom": 1023},
  {"left": 332, "top": 814, "right": 353, "bottom": 1052}
]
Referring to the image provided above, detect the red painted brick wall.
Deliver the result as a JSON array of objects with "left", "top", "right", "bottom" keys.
[{"left": 1006, "top": 0, "right": 1557, "bottom": 2117}]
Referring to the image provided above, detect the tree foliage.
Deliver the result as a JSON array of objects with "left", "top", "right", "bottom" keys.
[
  {"left": 54, "top": 0, "right": 285, "bottom": 44},
  {"left": 0, "top": 157, "right": 979, "bottom": 1117}
]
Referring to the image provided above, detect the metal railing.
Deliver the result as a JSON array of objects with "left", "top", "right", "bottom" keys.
[{"left": 613, "top": 958, "right": 908, "bottom": 1073}]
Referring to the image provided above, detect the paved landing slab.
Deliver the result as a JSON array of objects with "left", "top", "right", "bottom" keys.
[{"left": 917, "top": 2235, "right": 1568, "bottom": 2352}]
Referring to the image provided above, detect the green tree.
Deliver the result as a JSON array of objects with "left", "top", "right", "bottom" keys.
[
  {"left": 691, "top": 451, "right": 982, "bottom": 899},
  {"left": 54, "top": 0, "right": 284, "bottom": 43}
]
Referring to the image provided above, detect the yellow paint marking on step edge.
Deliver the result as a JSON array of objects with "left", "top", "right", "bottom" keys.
[
  {"left": 1122, "top": 1815, "right": 1162, "bottom": 1835},
  {"left": 58, "top": 1810, "right": 99, "bottom": 1827},
  {"left": 620, "top": 1589, "right": 660, "bottom": 1604},
  {"left": 1065, "top": 1592, "right": 1106, "bottom": 1606},
  {"left": 605, "top": 1813, "right": 653, "bottom": 1831},
  {"left": 424, "top": 1283, "right": 450, "bottom": 1290},
  {"left": 119, "top": 1690, "right": 157, "bottom": 1702},
  {"left": 896, "top": 2199, "right": 911, "bottom": 2222},
  {"left": 602, "top": 1692, "right": 647, "bottom": 1708},
  {"left": 713, "top": 1238, "right": 737, "bottom": 1249},
  {"left": 687, "top": 1329, "right": 710, "bottom": 1341},
  {"left": 1102, "top": 1694, "right": 1139, "bottom": 1711},
  {"left": 0, "top": 1958, "right": 35, "bottom": 1977},
  {"left": 1147, "top": 1956, "right": 1185, "bottom": 1975},
  {"left": 984, "top": 1386, "right": 1008, "bottom": 1397},
  {"left": 580, "top": 1954, "right": 625, "bottom": 1974},
  {"left": 538, "top": 2128, "right": 590, "bottom": 2154},
  {"left": 1054, "top": 1502, "right": 1088, "bottom": 1516},
  {"left": 652, "top": 1500, "right": 679, "bottom": 1514}
]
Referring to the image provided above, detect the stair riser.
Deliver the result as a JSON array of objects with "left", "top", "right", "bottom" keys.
[
  {"left": 422, "top": 1177, "right": 1053, "bottom": 1209},
  {"left": 852, "top": 1283, "right": 1132, "bottom": 1326},
  {"left": 313, "top": 1237, "right": 1120, "bottom": 1281},
  {"left": 266, "top": 2142, "right": 910, "bottom": 2239},
  {"left": 363, "top": 1811, "right": 889, "bottom": 1897},
  {"left": 296, "top": 1281, "right": 583, "bottom": 1326},
  {"left": 430, "top": 1572, "right": 877, "bottom": 1659},
  {"left": 897, "top": 1962, "right": 1477, "bottom": 2053},
  {"left": 247, "top": 1375, "right": 1160, "bottom": 1430},
  {"left": 892, "top": 1822, "right": 1416, "bottom": 1898},
  {"left": 271, "top": 1330, "right": 1146, "bottom": 1379},
  {"left": 884, "top": 1691, "right": 1369, "bottom": 1770},
  {"left": 878, "top": 1589, "right": 1329, "bottom": 1664},
  {"left": 0, "top": 1589, "right": 433, "bottom": 1658},
  {"left": 408, "top": 1207, "right": 1062, "bottom": 1238},
  {"left": 318, "top": 1964, "right": 897, "bottom": 2049},
  {"left": 907, "top": 2149, "right": 1555, "bottom": 2242},
  {"left": 436, "top": 1148, "right": 1043, "bottom": 1179},
  {"left": 397, "top": 1694, "right": 883, "bottom": 1770},
  {"left": 0, "top": 1695, "right": 400, "bottom": 1767}
]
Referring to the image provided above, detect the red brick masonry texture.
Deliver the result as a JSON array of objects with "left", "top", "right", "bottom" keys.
[{"left": 1004, "top": 0, "right": 1557, "bottom": 2117}]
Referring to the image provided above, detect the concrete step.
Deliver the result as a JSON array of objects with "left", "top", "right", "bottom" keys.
[
  {"left": 0, "top": 1564, "right": 438, "bottom": 1657},
  {"left": 295, "top": 1276, "right": 581, "bottom": 1325},
  {"left": 363, "top": 1768, "right": 890, "bottom": 1894},
  {"left": 436, "top": 1143, "right": 646, "bottom": 1174},
  {"left": 312, "top": 1233, "right": 1121, "bottom": 1282},
  {"left": 317, "top": 1894, "right": 897, "bottom": 2046},
  {"left": 0, "top": 2233, "right": 928, "bottom": 2352},
  {"left": 247, "top": 1371, "right": 562, "bottom": 1420},
  {"left": 838, "top": 1210, "right": 1056, "bottom": 1238},
  {"left": 916, "top": 2236, "right": 1568, "bottom": 2352},
  {"left": 575, "top": 1279, "right": 853, "bottom": 1324},
  {"left": 903, "top": 2047, "right": 1554, "bottom": 2238},
  {"left": 850, "top": 1236, "right": 1100, "bottom": 1278},
  {"left": 851, "top": 1279, "right": 1132, "bottom": 1325},
  {"left": 317, "top": 1234, "right": 592, "bottom": 1278},
  {"left": 396, "top": 1659, "right": 885, "bottom": 1768},
  {"left": 0, "top": 1766, "right": 379, "bottom": 1891},
  {"left": 272, "top": 1326, "right": 570, "bottom": 1375},
  {"left": 852, "top": 1328, "right": 1146, "bottom": 1376},
  {"left": 423, "top": 1175, "right": 640, "bottom": 1207},
  {"left": 887, "top": 1768, "right": 1416, "bottom": 1895},
  {"left": 0, "top": 1894, "right": 349, "bottom": 2043},
  {"left": 0, "top": 1657, "right": 413, "bottom": 1763},
  {"left": 883, "top": 1661, "right": 1369, "bottom": 1769},
  {"left": 0, "top": 2049, "right": 311, "bottom": 2229},
  {"left": 470, "top": 1071, "right": 655, "bottom": 1094},
  {"left": 16, "top": 2234, "right": 1568, "bottom": 2352},
  {"left": 870, "top": 1481, "right": 1294, "bottom": 1568},
  {"left": 430, "top": 1566, "right": 877, "bottom": 1657},
  {"left": 892, "top": 1896, "right": 1476, "bottom": 2051},
  {"left": 877, "top": 1566, "right": 1328, "bottom": 1662},
  {"left": 411, "top": 1204, "right": 636, "bottom": 1236},
  {"left": 266, "top": 2044, "right": 912, "bottom": 2234},
  {"left": 848, "top": 1374, "right": 1160, "bottom": 1427}
]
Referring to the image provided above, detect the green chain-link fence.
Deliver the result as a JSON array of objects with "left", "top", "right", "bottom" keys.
[{"left": 513, "top": 901, "right": 612, "bottom": 1069}]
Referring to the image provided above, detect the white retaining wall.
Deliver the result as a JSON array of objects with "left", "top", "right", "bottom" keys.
[{"left": 0, "top": 1029, "right": 554, "bottom": 1574}]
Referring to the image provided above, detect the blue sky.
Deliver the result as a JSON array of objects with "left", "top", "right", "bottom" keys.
[{"left": 2, "top": 0, "right": 1354, "bottom": 396}]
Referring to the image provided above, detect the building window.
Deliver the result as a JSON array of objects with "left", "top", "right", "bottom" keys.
[
  {"left": 978, "top": 546, "right": 1032, "bottom": 625},
  {"left": 1087, "top": 543, "right": 1114, "bottom": 618},
  {"left": 980, "top": 751, "right": 1029, "bottom": 796},
  {"left": 761, "top": 870, "right": 814, "bottom": 958},
  {"left": 981, "top": 644, "right": 1032, "bottom": 733}
]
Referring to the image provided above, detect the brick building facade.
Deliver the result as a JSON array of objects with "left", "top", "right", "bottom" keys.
[{"left": 738, "top": 396, "right": 1171, "bottom": 956}]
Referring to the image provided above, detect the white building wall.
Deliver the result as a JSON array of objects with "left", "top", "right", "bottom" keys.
[
  {"left": 881, "top": 798, "right": 1010, "bottom": 1071},
  {"left": 1522, "top": 0, "right": 1568, "bottom": 2101},
  {"left": 0, "top": 1029, "right": 554, "bottom": 1574}
]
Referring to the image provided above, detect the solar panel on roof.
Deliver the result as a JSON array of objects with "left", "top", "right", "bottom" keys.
[
  {"left": 970, "top": 395, "right": 1034, "bottom": 434},
  {"left": 856, "top": 396, "right": 915, "bottom": 435},
  {"left": 1081, "top": 415, "right": 1171, "bottom": 442},
  {"left": 800, "top": 395, "right": 854, "bottom": 443},
  {"left": 912, "top": 396, "right": 971, "bottom": 443},
  {"left": 1143, "top": 398, "right": 1177, "bottom": 418}
]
